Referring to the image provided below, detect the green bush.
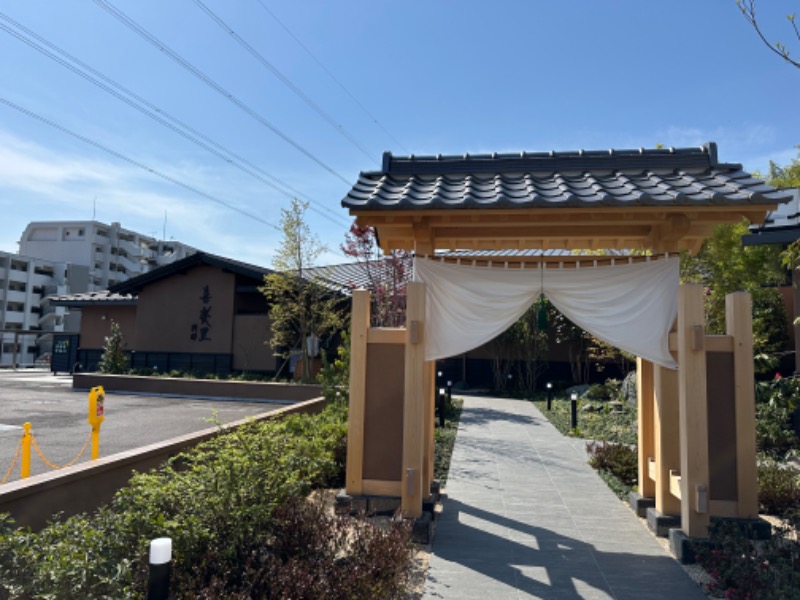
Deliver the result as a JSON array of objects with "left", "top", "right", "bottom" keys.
[
  {"left": 586, "top": 441, "right": 637, "bottom": 487},
  {"left": 758, "top": 460, "right": 800, "bottom": 515},
  {"left": 756, "top": 402, "right": 799, "bottom": 459},
  {"left": 0, "top": 402, "right": 352, "bottom": 598},
  {"left": 434, "top": 399, "right": 463, "bottom": 485},
  {"left": 97, "top": 320, "right": 128, "bottom": 374},
  {"left": 585, "top": 379, "right": 621, "bottom": 402}
]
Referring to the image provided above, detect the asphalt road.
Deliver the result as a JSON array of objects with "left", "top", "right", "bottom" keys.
[{"left": 0, "top": 369, "right": 286, "bottom": 480}]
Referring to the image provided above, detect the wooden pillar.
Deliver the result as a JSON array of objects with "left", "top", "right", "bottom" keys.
[
  {"left": 637, "top": 358, "right": 655, "bottom": 499},
  {"left": 654, "top": 364, "right": 681, "bottom": 516},
  {"left": 423, "top": 361, "right": 435, "bottom": 497},
  {"left": 726, "top": 292, "right": 759, "bottom": 519},
  {"left": 402, "top": 282, "right": 426, "bottom": 518},
  {"left": 793, "top": 266, "right": 800, "bottom": 374},
  {"left": 345, "top": 290, "right": 370, "bottom": 496},
  {"left": 677, "top": 284, "right": 710, "bottom": 538}
]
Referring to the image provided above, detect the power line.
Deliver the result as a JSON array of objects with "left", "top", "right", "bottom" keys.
[
  {"left": 0, "top": 96, "right": 283, "bottom": 232},
  {"left": 192, "top": 0, "right": 376, "bottom": 164},
  {"left": 254, "top": 0, "right": 410, "bottom": 154},
  {"left": 0, "top": 13, "right": 350, "bottom": 229},
  {"left": 92, "top": 0, "right": 352, "bottom": 186}
]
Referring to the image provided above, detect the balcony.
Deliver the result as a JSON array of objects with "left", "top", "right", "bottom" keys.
[{"left": 4, "top": 311, "right": 25, "bottom": 324}]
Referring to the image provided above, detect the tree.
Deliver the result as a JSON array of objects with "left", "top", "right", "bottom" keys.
[
  {"left": 341, "top": 223, "right": 407, "bottom": 327},
  {"left": 681, "top": 220, "right": 788, "bottom": 365},
  {"left": 485, "top": 299, "right": 549, "bottom": 395},
  {"left": 98, "top": 320, "right": 128, "bottom": 374},
  {"left": 737, "top": 1, "right": 800, "bottom": 69},
  {"left": 757, "top": 146, "right": 800, "bottom": 188},
  {"left": 260, "top": 198, "right": 342, "bottom": 382}
]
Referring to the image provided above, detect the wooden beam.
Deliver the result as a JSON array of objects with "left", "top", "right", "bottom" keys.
[
  {"left": 637, "top": 358, "right": 656, "bottom": 499},
  {"left": 363, "top": 479, "right": 402, "bottom": 496},
  {"left": 345, "top": 290, "right": 370, "bottom": 496},
  {"left": 423, "top": 361, "right": 435, "bottom": 498},
  {"left": 367, "top": 328, "right": 405, "bottom": 344},
  {"left": 726, "top": 292, "right": 759, "bottom": 519},
  {"left": 402, "top": 282, "right": 426, "bottom": 518},
  {"left": 654, "top": 363, "right": 682, "bottom": 516},
  {"left": 669, "top": 470, "right": 682, "bottom": 500},
  {"left": 677, "top": 284, "right": 711, "bottom": 538},
  {"left": 669, "top": 332, "right": 733, "bottom": 353}
]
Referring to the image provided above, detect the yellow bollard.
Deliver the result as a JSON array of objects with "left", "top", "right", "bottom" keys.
[
  {"left": 88, "top": 386, "right": 105, "bottom": 460},
  {"left": 21, "top": 422, "right": 31, "bottom": 479}
]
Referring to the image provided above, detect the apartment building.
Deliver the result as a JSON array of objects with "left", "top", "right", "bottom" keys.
[
  {"left": 19, "top": 221, "right": 196, "bottom": 290},
  {"left": 0, "top": 252, "right": 86, "bottom": 367},
  {"left": 0, "top": 221, "right": 196, "bottom": 367}
]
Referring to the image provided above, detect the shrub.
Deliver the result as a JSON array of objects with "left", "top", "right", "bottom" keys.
[
  {"left": 0, "top": 402, "right": 351, "bottom": 598},
  {"left": 697, "top": 512, "right": 800, "bottom": 599},
  {"left": 586, "top": 441, "right": 637, "bottom": 487},
  {"left": 191, "top": 498, "right": 413, "bottom": 599},
  {"left": 97, "top": 320, "right": 128, "bottom": 374},
  {"left": 756, "top": 402, "right": 799, "bottom": 459},
  {"left": 585, "top": 380, "right": 621, "bottom": 402},
  {"left": 758, "top": 460, "right": 800, "bottom": 515}
]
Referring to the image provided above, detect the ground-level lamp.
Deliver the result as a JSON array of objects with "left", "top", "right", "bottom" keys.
[
  {"left": 546, "top": 383, "right": 553, "bottom": 410},
  {"left": 147, "top": 537, "right": 172, "bottom": 600},
  {"left": 570, "top": 392, "right": 578, "bottom": 430},
  {"left": 437, "top": 387, "right": 446, "bottom": 427}
]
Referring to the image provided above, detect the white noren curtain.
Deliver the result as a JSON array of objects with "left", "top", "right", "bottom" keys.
[{"left": 413, "top": 257, "right": 679, "bottom": 369}]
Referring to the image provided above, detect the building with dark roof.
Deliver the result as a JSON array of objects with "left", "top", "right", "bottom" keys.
[{"left": 50, "top": 252, "right": 279, "bottom": 375}]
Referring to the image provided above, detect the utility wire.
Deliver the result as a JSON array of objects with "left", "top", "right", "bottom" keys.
[
  {"left": 92, "top": 0, "right": 351, "bottom": 186},
  {"left": 255, "top": 0, "right": 409, "bottom": 154},
  {"left": 0, "top": 14, "right": 349, "bottom": 228},
  {"left": 0, "top": 97, "right": 283, "bottom": 232},
  {"left": 192, "top": 0, "right": 376, "bottom": 164}
]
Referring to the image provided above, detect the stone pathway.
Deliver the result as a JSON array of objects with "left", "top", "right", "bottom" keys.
[{"left": 423, "top": 395, "right": 707, "bottom": 600}]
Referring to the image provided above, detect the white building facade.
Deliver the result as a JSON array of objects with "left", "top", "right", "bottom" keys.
[
  {"left": 0, "top": 221, "right": 196, "bottom": 367},
  {"left": 19, "top": 221, "right": 196, "bottom": 290}
]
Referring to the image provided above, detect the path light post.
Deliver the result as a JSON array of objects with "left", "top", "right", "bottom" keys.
[
  {"left": 147, "top": 537, "right": 172, "bottom": 600},
  {"left": 438, "top": 388, "right": 446, "bottom": 427},
  {"left": 570, "top": 392, "right": 578, "bottom": 430},
  {"left": 446, "top": 380, "right": 453, "bottom": 403},
  {"left": 546, "top": 383, "right": 553, "bottom": 410}
]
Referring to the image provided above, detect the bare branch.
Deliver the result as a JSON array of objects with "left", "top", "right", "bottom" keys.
[{"left": 737, "top": 0, "right": 800, "bottom": 69}]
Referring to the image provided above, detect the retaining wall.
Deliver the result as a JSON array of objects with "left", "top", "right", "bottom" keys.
[
  {"left": 73, "top": 373, "right": 322, "bottom": 402},
  {"left": 0, "top": 396, "right": 327, "bottom": 530}
]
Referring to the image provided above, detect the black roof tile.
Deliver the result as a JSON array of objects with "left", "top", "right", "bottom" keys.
[{"left": 342, "top": 142, "right": 792, "bottom": 211}]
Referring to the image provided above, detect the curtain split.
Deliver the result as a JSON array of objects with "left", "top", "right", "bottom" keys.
[{"left": 413, "top": 257, "right": 679, "bottom": 369}]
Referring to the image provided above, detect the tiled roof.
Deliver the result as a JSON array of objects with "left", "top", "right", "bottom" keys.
[
  {"left": 49, "top": 290, "right": 138, "bottom": 306},
  {"left": 342, "top": 142, "right": 791, "bottom": 211},
  {"left": 306, "top": 256, "right": 412, "bottom": 294}
]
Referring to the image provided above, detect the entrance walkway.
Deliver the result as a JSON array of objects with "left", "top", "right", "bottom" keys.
[{"left": 423, "top": 396, "right": 707, "bottom": 600}]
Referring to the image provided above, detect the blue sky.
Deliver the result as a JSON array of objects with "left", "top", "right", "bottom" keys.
[{"left": 1, "top": 1, "right": 798, "bottom": 267}]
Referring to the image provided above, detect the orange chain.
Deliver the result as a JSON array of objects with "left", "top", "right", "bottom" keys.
[
  {"left": 30, "top": 431, "right": 92, "bottom": 470},
  {"left": 1, "top": 438, "right": 23, "bottom": 484}
]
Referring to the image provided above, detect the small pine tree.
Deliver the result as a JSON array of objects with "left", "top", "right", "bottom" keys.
[{"left": 98, "top": 320, "right": 128, "bottom": 374}]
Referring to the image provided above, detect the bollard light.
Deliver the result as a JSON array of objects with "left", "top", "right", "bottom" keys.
[
  {"left": 148, "top": 537, "right": 172, "bottom": 600},
  {"left": 546, "top": 382, "right": 553, "bottom": 411},
  {"left": 437, "top": 388, "right": 447, "bottom": 427},
  {"left": 570, "top": 392, "right": 578, "bottom": 430}
]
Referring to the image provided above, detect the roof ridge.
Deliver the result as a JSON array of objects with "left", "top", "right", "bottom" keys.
[{"left": 378, "top": 142, "right": 726, "bottom": 176}]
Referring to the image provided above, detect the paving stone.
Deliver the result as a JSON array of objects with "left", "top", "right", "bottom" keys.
[{"left": 423, "top": 396, "right": 708, "bottom": 600}]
